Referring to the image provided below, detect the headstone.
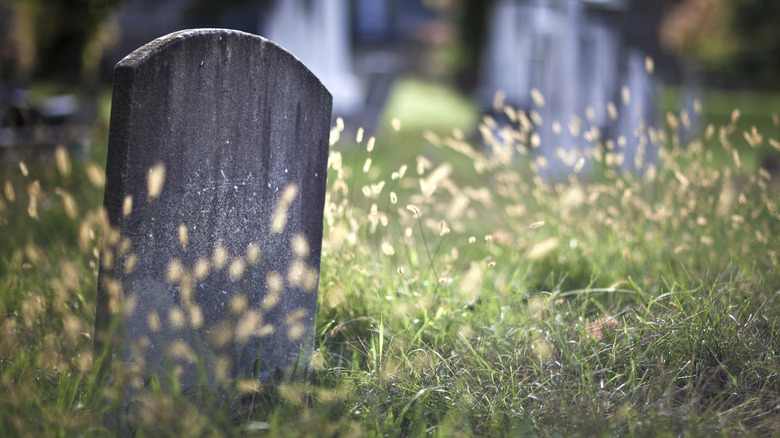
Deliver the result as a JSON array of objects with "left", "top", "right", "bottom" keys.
[
  {"left": 94, "top": 28, "right": 331, "bottom": 405},
  {"left": 615, "top": 48, "right": 657, "bottom": 172},
  {"left": 478, "top": 0, "right": 658, "bottom": 178},
  {"left": 261, "top": 0, "right": 362, "bottom": 116},
  {"left": 533, "top": 0, "right": 585, "bottom": 179}
]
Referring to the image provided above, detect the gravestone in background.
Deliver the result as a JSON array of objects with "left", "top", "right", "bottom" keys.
[
  {"left": 479, "top": 0, "right": 659, "bottom": 178},
  {"left": 94, "top": 29, "right": 332, "bottom": 404}
]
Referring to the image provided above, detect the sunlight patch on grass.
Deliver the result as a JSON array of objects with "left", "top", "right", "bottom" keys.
[{"left": 381, "top": 77, "right": 480, "bottom": 132}]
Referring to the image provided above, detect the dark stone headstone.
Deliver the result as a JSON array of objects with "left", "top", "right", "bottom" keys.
[{"left": 94, "top": 28, "right": 331, "bottom": 403}]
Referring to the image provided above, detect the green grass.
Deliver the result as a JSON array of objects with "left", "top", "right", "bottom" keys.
[{"left": 1, "top": 82, "right": 779, "bottom": 436}]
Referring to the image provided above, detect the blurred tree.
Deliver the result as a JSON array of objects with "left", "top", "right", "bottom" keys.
[
  {"left": 660, "top": 0, "right": 733, "bottom": 63},
  {"left": 451, "top": 0, "right": 491, "bottom": 92},
  {"left": 660, "top": 0, "right": 780, "bottom": 89},
  {"left": 1, "top": 0, "right": 123, "bottom": 85},
  {"left": 726, "top": 0, "right": 780, "bottom": 89}
]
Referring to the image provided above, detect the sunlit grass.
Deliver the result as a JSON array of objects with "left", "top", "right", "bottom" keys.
[
  {"left": 1, "top": 83, "right": 779, "bottom": 436},
  {"left": 381, "top": 78, "right": 480, "bottom": 132}
]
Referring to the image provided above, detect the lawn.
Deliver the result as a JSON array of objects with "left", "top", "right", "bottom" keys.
[{"left": 0, "top": 80, "right": 779, "bottom": 437}]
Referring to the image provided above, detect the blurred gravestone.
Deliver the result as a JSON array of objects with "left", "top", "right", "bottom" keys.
[
  {"left": 479, "top": 0, "right": 658, "bottom": 178},
  {"left": 94, "top": 28, "right": 331, "bottom": 408}
]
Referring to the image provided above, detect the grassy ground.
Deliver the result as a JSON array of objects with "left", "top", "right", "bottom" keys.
[{"left": 1, "top": 80, "right": 779, "bottom": 436}]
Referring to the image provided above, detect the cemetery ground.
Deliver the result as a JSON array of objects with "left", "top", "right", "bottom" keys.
[{"left": 1, "top": 81, "right": 780, "bottom": 437}]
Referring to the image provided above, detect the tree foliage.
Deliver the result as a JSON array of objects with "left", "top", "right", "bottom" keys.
[
  {"left": 660, "top": 0, "right": 780, "bottom": 89},
  {"left": 2, "top": 0, "right": 123, "bottom": 84}
]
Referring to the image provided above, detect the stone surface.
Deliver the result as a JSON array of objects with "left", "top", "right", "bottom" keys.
[{"left": 95, "top": 29, "right": 332, "bottom": 397}]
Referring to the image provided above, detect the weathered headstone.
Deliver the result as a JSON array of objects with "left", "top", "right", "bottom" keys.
[
  {"left": 261, "top": 0, "right": 362, "bottom": 116},
  {"left": 94, "top": 28, "right": 331, "bottom": 405}
]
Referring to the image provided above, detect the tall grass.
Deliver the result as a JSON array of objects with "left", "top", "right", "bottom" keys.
[{"left": 1, "top": 87, "right": 779, "bottom": 436}]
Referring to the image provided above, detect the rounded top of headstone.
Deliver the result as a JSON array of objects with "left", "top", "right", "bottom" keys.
[{"left": 116, "top": 28, "right": 328, "bottom": 94}]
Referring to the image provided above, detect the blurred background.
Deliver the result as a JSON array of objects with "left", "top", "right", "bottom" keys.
[{"left": 1, "top": 0, "right": 779, "bottom": 161}]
